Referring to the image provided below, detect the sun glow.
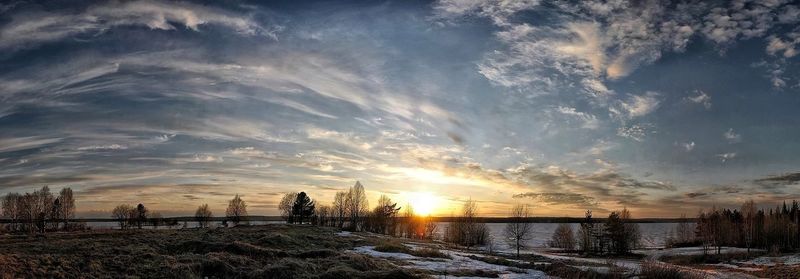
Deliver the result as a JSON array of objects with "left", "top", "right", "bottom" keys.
[{"left": 405, "top": 192, "right": 437, "bottom": 216}]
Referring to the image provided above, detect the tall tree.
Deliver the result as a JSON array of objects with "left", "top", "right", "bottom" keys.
[
  {"left": 226, "top": 194, "right": 248, "bottom": 225},
  {"left": 195, "top": 204, "right": 213, "bottom": 228},
  {"left": 742, "top": 199, "right": 757, "bottom": 253},
  {"left": 346, "top": 181, "right": 368, "bottom": 231},
  {"left": 278, "top": 192, "right": 298, "bottom": 223},
  {"left": 371, "top": 195, "right": 401, "bottom": 234},
  {"left": 504, "top": 204, "right": 533, "bottom": 258},
  {"left": 550, "top": 223, "right": 576, "bottom": 250},
  {"left": 58, "top": 188, "right": 75, "bottom": 229},
  {"left": 1, "top": 193, "right": 21, "bottom": 232},
  {"left": 332, "top": 191, "right": 347, "bottom": 228},
  {"left": 135, "top": 203, "right": 148, "bottom": 229},
  {"left": 291, "top": 192, "right": 315, "bottom": 224}
]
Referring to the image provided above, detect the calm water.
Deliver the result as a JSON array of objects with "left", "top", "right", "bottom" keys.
[{"left": 433, "top": 222, "right": 684, "bottom": 249}]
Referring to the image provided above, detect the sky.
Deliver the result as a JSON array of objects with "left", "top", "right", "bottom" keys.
[{"left": 1, "top": 0, "right": 800, "bottom": 218}]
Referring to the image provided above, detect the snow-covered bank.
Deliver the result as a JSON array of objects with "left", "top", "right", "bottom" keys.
[{"left": 351, "top": 245, "right": 548, "bottom": 278}]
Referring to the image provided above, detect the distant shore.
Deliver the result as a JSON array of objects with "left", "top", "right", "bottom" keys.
[{"left": 0, "top": 216, "right": 693, "bottom": 224}]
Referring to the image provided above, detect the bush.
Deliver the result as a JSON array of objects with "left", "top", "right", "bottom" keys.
[
  {"left": 640, "top": 260, "right": 705, "bottom": 279},
  {"left": 549, "top": 223, "right": 576, "bottom": 250}
]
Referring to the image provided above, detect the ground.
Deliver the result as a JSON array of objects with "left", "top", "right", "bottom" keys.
[
  {"left": 0, "top": 225, "right": 419, "bottom": 278},
  {"left": 1, "top": 225, "right": 799, "bottom": 278}
]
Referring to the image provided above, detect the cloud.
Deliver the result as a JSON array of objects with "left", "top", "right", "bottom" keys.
[
  {"left": 513, "top": 192, "right": 597, "bottom": 206},
  {"left": 686, "top": 90, "right": 712, "bottom": 109},
  {"left": 683, "top": 141, "right": 696, "bottom": 152},
  {"left": 617, "top": 124, "right": 653, "bottom": 142},
  {"left": 554, "top": 106, "right": 600, "bottom": 129},
  {"left": 76, "top": 144, "right": 128, "bottom": 151},
  {"left": 755, "top": 172, "right": 800, "bottom": 186},
  {"left": 724, "top": 128, "right": 741, "bottom": 143},
  {"left": 0, "top": 136, "right": 62, "bottom": 153},
  {"left": 766, "top": 33, "right": 800, "bottom": 58},
  {"left": 0, "top": 0, "right": 280, "bottom": 50},
  {"left": 432, "top": 0, "right": 541, "bottom": 26},
  {"left": 435, "top": 0, "right": 800, "bottom": 106},
  {"left": 717, "top": 152, "right": 737, "bottom": 162},
  {"left": 616, "top": 92, "right": 661, "bottom": 119}
]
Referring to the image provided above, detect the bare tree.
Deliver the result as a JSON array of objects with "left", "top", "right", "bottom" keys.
[
  {"left": 195, "top": 204, "right": 213, "bottom": 228},
  {"left": 149, "top": 211, "right": 163, "bottom": 229},
  {"left": 1, "top": 193, "right": 21, "bottom": 231},
  {"left": 278, "top": 192, "right": 298, "bottom": 223},
  {"left": 112, "top": 204, "right": 133, "bottom": 230},
  {"left": 675, "top": 213, "right": 694, "bottom": 244},
  {"left": 58, "top": 188, "right": 75, "bottom": 229},
  {"left": 332, "top": 191, "right": 347, "bottom": 228},
  {"left": 226, "top": 194, "right": 248, "bottom": 225},
  {"left": 550, "top": 223, "right": 576, "bottom": 251},
  {"left": 741, "top": 199, "right": 756, "bottom": 253},
  {"left": 445, "top": 199, "right": 488, "bottom": 249},
  {"left": 32, "top": 186, "right": 54, "bottom": 232},
  {"left": 346, "top": 181, "right": 368, "bottom": 231},
  {"left": 315, "top": 205, "right": 331, "bottom": 226},
  {"left": 505, "top": 204, "right": 534, "bottom": 258}
]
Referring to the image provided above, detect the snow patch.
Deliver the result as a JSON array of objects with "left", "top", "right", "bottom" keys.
[{"left": 351, "top": 245, "right": 548, "bottom": 278}]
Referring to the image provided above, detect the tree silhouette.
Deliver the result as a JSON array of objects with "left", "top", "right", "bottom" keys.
[
  {"left": 550, "top": 223, "right": 576, "bottom": 250},
  {"left": 504, "top": 204, "right": 533, "bottom": 258},
  {"left": 58, "top": 188, "right": 75, "bottom": 229},
  {"left": 112, "top": 204, "right": 133, "bottom": 230},
  {"left": 332, "top": 191, "right": 347, "bottom": 228},
  {"left": 135, "top": 204, "right": 148, "bottom": 229},
  {"left": 371, "top": 195, "right": 400, "bottom": 234},
  {"left": 279, "top": 192, "right": 298, "bottom": 223},
  {"left": 292, "top": 192, "right": 315, "bottom": 224},
  {"left": 226, "top": 194, "right": 248, "bottom": 225},
  {"left": 195, "top": 204, "right": 213, "bottom": 228},
  {"left": 346, "top": 181, "right": 368, "bottom": 231}
]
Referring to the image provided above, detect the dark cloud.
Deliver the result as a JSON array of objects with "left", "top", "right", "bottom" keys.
[
  {"left": 755, "top": 172, "right": 800, "bottom": 186},
  {"left": 685, "top": 192, "right": 707, "bottom": 198},
  {"left": 513, "top": 192, "right": 597, "bottom": 207}
]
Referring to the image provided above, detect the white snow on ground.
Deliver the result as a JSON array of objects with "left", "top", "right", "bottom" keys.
[
  {"left": 352, "top": 246, "right": 420, "bottom": 260},
  {"left": 351, "top": 245, "right": 549, "bottom": 278},
  {"left": 335, "top": 231, "right": 352, "bottom": 237},
  {"left": 740, "top": 254, "right": 800, "bottom": 266}
]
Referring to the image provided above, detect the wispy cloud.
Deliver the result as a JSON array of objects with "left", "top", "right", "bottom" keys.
[{"left": 0, "top": 0, "right": 280, "bottom": 50}]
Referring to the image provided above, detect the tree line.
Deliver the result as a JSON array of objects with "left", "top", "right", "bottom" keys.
[
  {"left": 1, "top": 186, "right": 76, "bottom": 233},
  {"left": 277, "top": 181, "right": 440, "bottom": 241},
  {"left": 677, "top": 199, "right": 800, "bottom": 254},
  {"left": 549, "top": 208, "right": 642, "bottom": 256},
  {"left": 110, "top": 193, "right": 249, "bottom": 230}
]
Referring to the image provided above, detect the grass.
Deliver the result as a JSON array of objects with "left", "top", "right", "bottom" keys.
[
  {"left": 639, "top": 260, "right": 707, "bottom": 279},
  {"left": 0, "top": 225, "right": 427, "bottom": 278},
  {"left": 374, "top": 241, "right": 450, "bottom": 259},
  {"left": 662, "top": 251, "right": 765, "bottom": 265}
]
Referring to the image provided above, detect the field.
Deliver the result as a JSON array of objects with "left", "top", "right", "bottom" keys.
[
  {"left": 1, "top": 224, "right": 798, "bottom": 279},
  {"left": 0, "top": 225, "right": 419, "bottom": 278}
]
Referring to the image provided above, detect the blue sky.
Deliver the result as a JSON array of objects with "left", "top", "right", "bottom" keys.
[{"left": 1, "top": 0, "right": 799, "bottom": 217}]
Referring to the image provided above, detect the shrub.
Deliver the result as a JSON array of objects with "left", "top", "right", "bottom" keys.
[{"left": 640, "top": 260, "right": 705, "bottom": 279}]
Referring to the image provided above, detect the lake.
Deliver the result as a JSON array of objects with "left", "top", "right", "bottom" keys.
[{"left": 433, "top": 222, "right": 685, "bottom": 249}]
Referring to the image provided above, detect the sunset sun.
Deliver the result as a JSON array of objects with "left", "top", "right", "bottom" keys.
[{"left": 406, "top": 192, "right": 437, "bottom": 216}]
